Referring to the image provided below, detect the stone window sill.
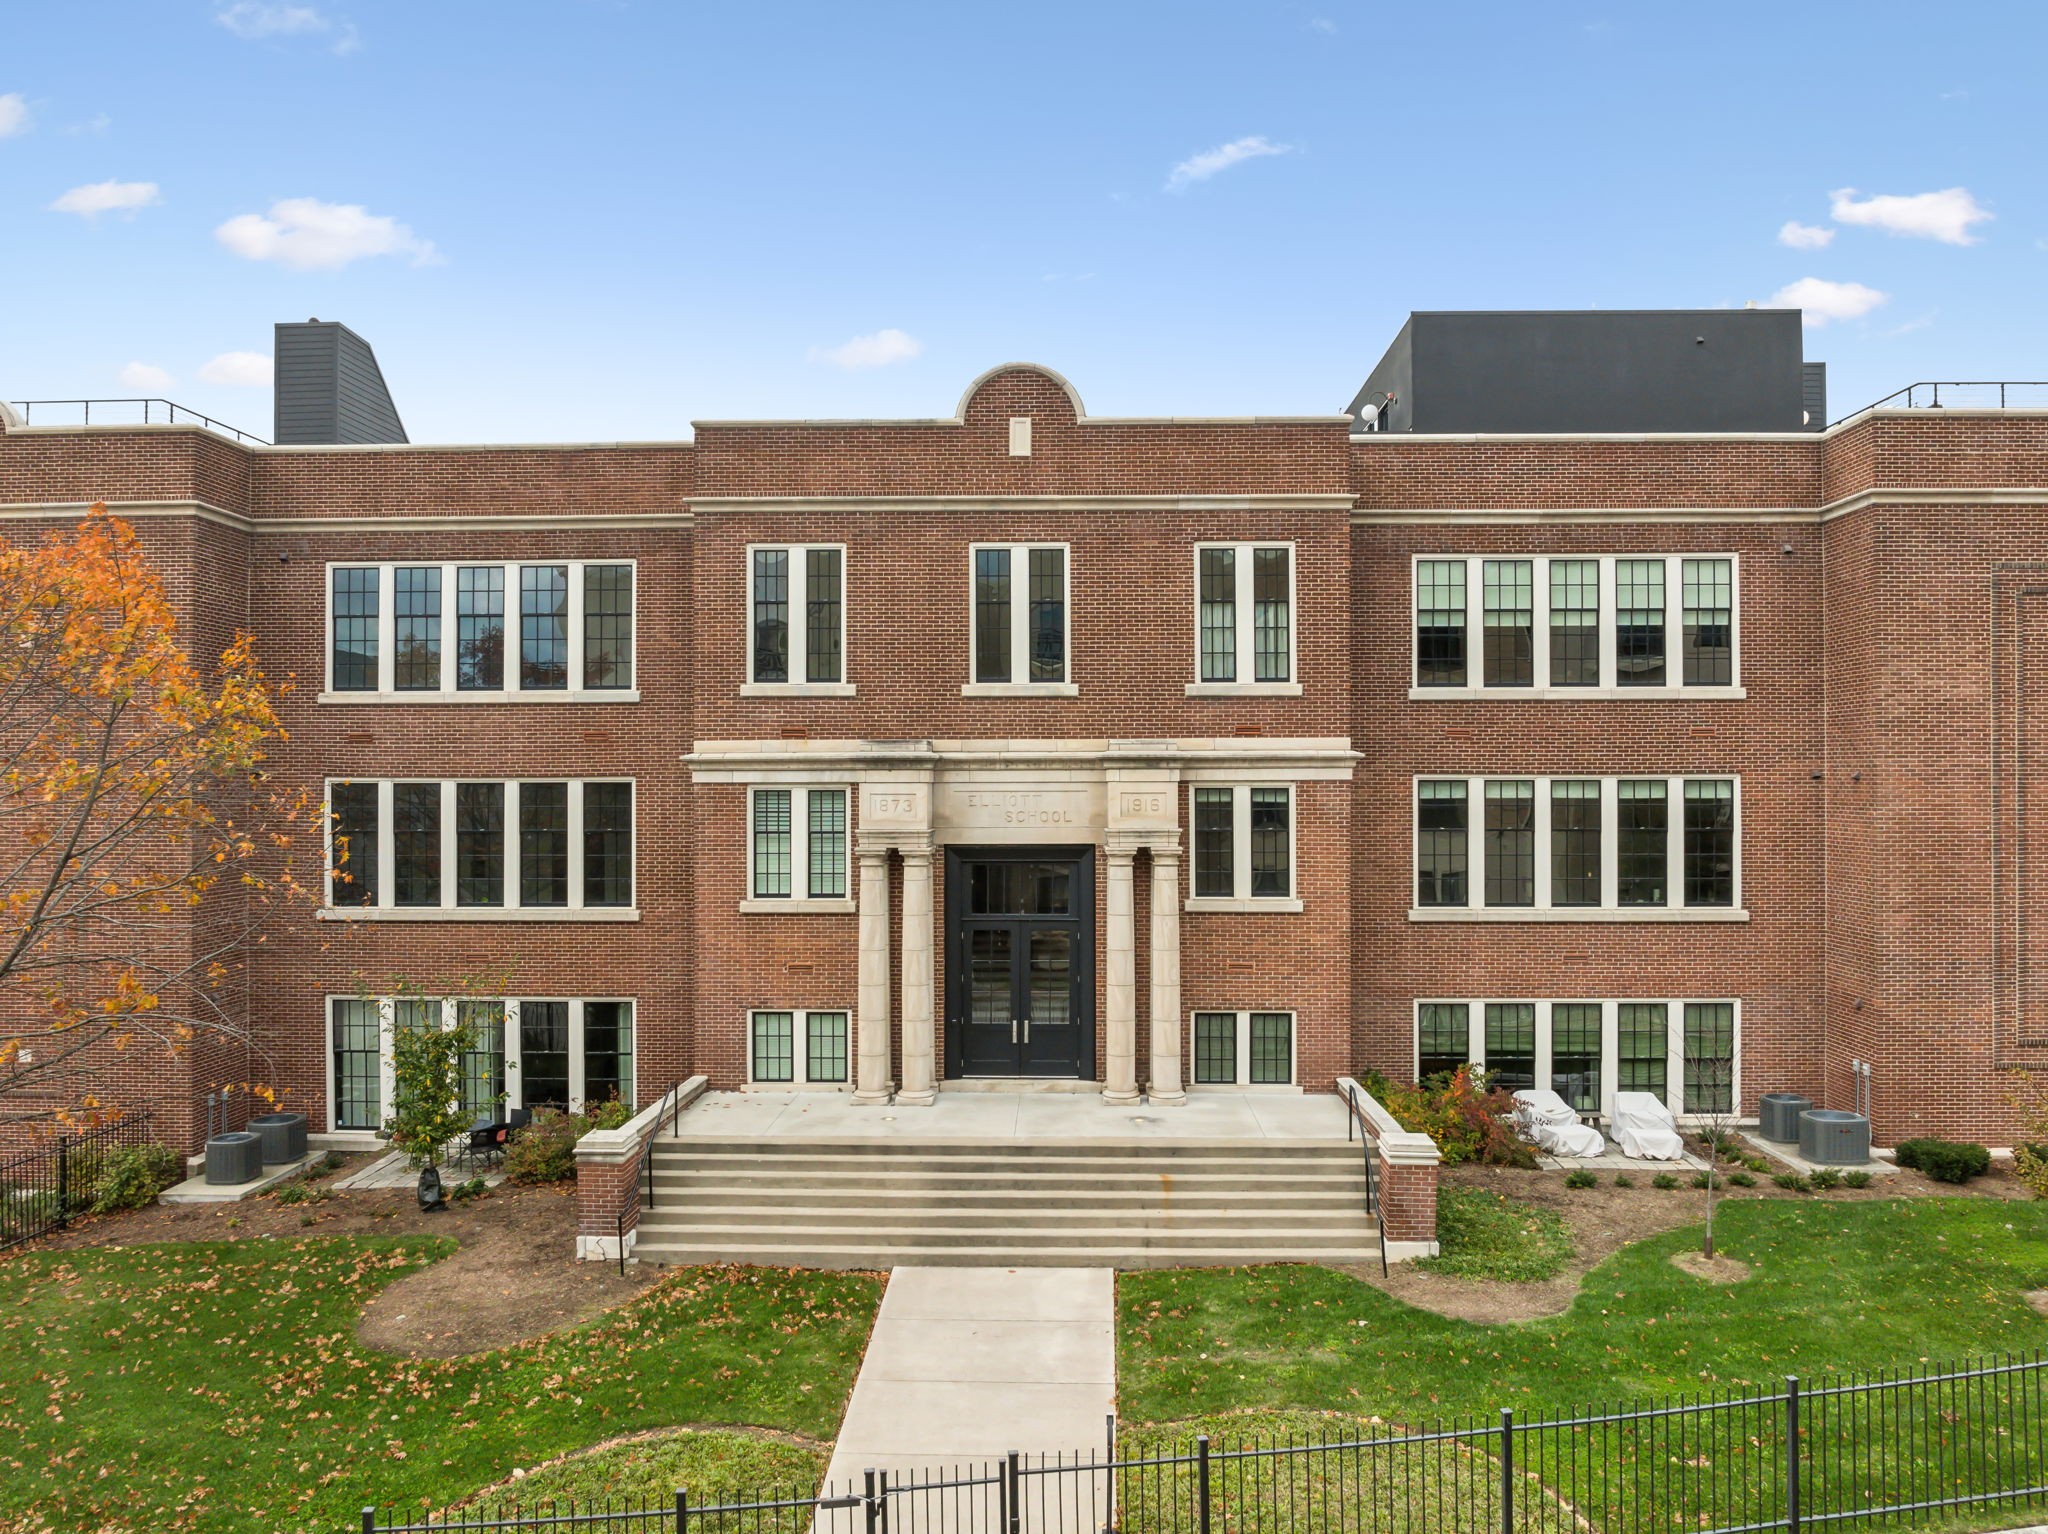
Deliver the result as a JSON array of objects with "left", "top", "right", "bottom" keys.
[
  {"left": 740, "top": 682, "right": 857, "bottom": 698},
  {"left": 319, "top": 907, "right": 641, "bottom": 922},
  {"left": 1407, "top": 685, "right": 1747, "bottom": 702},
  {"left": 1185, "top": 682, "right": 1304, "bottom": 698},
  {"left": 319, "top": 690, "right": 640, "bottom": 705},
  {"left": 1184, "top": 897, "right": 1304, "bottom": 914},
  {"left": 1407, "top": 906, "right": 1750, "bottom": 923},
  {"left": 960, "top": 682, "right": 1080, "bottom": 698},
  {"left": 738, "top": 897, "right": 857, "bottom": 913}
]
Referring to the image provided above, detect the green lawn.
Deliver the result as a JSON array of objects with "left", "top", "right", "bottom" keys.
[
  {"left": 0, "top": 1237, "right": 880, "bottom": 1534},
  {"left": 1119, "top": 1197, "right": 2048, "bottom": 1424}
]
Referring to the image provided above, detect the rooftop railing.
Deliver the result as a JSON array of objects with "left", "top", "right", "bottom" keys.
[
  {"left": 1832, "top": 381, "right": 2048, "bottom": 427},
  {"left": 5, "top": 397, "right": 268, "bottom": 445}
]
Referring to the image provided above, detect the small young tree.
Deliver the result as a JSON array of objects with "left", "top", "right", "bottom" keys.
[
  {"left": 384, "top": 1009, "right": 479, "bottom": 1166},
  {"left": 1690, "top": 1053, "right": 1741, "bottom": 1259}
]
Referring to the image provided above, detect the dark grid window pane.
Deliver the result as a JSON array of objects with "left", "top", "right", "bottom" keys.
[
  {"left": 1192, "top": 788, "right": 1234, "bottom": 898},
  {"left": 331, "top": 998, "right": 381, "bottom": 1130},
  {"left": 1617, "top": 1002, "right": 1668, "bottom": 1097},
  {"left": 519, "top": 782, "right": 569, "bottom": 907},
  {"left": 974, "top": 548, "right": 1012, "bottom": 682},
  {"left": 1683, "top": 779, "right": 1736, "bottom": 907},
  {"left": 331, "top": 568, "right": 379, "bottom": 691},
  {"left": 1249, "top": 788, "right": 1290, "bottom": 897},
  {"left": 1029, "top": 547, "right": 1065, "bottom": 683},
  {"left": 1682, "top": 559, "right": 1733, "bottom": 687},
  {"left": 456, "top": 1000, "right": 504, "bottom": 1118},
  {"left": 1617, "top": 780, "right": 1669, "bottom": 906},
  {"left": 1550, "top": 780, "right": 1601, "bottom": 907},
  {"left": 584, "top": 1001, "right": 634, "bottom": 1109},
  {"left": 1249, "top": 1012, "right": 1293, "bottom": 1084},
  {"left": 1616, "top": 559, "right": 1667, "bottom": 685},
  {"left": 806, "top": 547, "right": 842, "bottom": 684},
  {"left": 519, "top": 565, "right": 569, "bottom": 690},
  {"left": 807, "top": 789, "right": 846, "bottom": 899},
  {"left": 752, "top": 789, "right": 792, "bottom": 898},
  {"left": 1683, "top": 1002, "right": 1736, "bottom": 1114},
  {"left": 1415, "top": 560, "right": 1466, "bottom": 687},
  {"left": 1193, "top": 1012, "right": 1237, "bottom": 1085},
  {"left": 967, "top": 862, "right": 1071, "bottom": 916},
  {"left": 1551, "top": 1003, "right": 1603, "bottom": 1113},
  {"left": 1481, "top": 560, "right": 1534, "bottom": 687},
  {"left": 1483, "top": 781, "right": 1536, "bottom": 907},
  {"left": 330, "top": 781, "right": 378, "bottom": 907},
  {"left": 519, "top": 1000, "right": 570, "bottom": 1110},
  {"left": 391, "top": 782, "right": 441, "bottom": 908},
  {"left": 393, "top": 566, "right": 441, "bottom": 691},
  {"left": 1417, "top": 1002, "right": 1469, "bottom": 1081},
  {"left": 1252, "top": 547, "right": 1290, "bottom": 683},
  {"left": 751, "top": 1012, "right": 794, "bottom": 1083},
  {"left": 1417, "top": 781, "right": 1468, "bottom": 907},
  {"left": 1484, "top": 1002, "right": 1536, "bottom": 1092},
  {"left": 456, "top": 566, "right": 505, "bottom": 690},
  {"left": 806, "top": 1012, "right": 849, "bottom": 1084},
  {"left": 455, "top": 782, "right": 504, "bottom": 907},
  {"left": 583, "top": 782, "right": 633, "bottom": 908},
  {"left": 752, "top": 548, "right": 789, "bottom": 683},
  {"left": 583, "top": 564, "right": 634, "bottom": 689},
  {"left": 1548, "top": 559, "right": 1599, "bottom": 686},
  {"left": 1198, "top": 548, "right": 1236, "bottom": 682}
]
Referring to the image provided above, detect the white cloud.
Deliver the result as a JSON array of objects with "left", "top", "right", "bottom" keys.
[
  {"left": 1307, "top": 17, "right": 1338, "bottom": 34},
  {"left": 198, "top": 351, "right": 273, "bottom": 386},
  {"left": 118, "top": 362, "right": 173, "bottom": 392},
  {"left": 214, "top": 197, "right": 439, "bottom": 270},
  {"left": 1765, "top": 277, "right": 1890, "bottom": 327},
  {"left": 1164, "top": 135, "right": 1294, "bottom": 192},
  {"left": 1777, "top": 220, "right": 1834, "bottom": 250},
  {"left": 50, "top": 180, "right": 161, "bottom": 218},
  {"left": 215, "top": 3, "right": 360, "bottom": 54},
  {"left": 808, "top": 328, "right": 923, "bottom": 370},
  {"left": 1828, "top": 186, "right": 1992, "bottom": 245},
  {"left": 0, "top": 93, "right": 28, "bottom": 138}
]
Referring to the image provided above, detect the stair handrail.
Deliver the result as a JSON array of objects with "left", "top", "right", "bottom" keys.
[{"left": 1342, "top": 1082, "right": 1390, "bottom": 1277}]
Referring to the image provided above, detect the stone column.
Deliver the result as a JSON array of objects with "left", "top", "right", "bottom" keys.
[
  {"left": 1146, "top": 845, "right": 1185, "bottom": 1105},
  {"left": 1103, "top": 843, "right": 1141, "bottom": 1105},
  {"left": 853, "top": 846, "right": 893, "bottom": 1104},
  {"left": 897, "top": 842, "right": 937, "bottom": 1105}
]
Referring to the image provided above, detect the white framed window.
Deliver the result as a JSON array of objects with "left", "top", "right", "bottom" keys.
[
  {"left": 326, "top": 994, "right": 635, "bottom": 1132},
  {"left": 1189, "top": 542, "right": 1299, "bottom": 696},
  {"left": 966, "top": 543, "right": 1075, "bottom": 695},
  {"left": 324, "top": 778, "right": 636, "bottom": 919},
  {"left": 1191, "top": 1010, "right": 1296, "bottom": 1087},
  {"left": 1411, "top": 775, "right": 1742, "bottom": 921},
  {"left": 323, "top": 560, "right": 637, "bottom": 702},
  {"left": 1187, "top": 784, "right": 1297, "bottom": 911},
  {"left": 1412, "top": 998, "right": 1739, "bottom": 1124},
  {"left": 744, "top": 786, "right": 852, "bottom": 910},
  {"left": 748, "top": 1008, "right": 851, "bottom": 1086},
  {"left": 745, "top": 544, "right": 851, "bottom": 694},
  {"left": 1409, "top": 554, "right": 1741, "bottom": 699}
]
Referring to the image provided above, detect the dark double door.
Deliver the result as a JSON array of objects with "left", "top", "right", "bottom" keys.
[{"left": 946, "top": 847, "right": 1094, "bottom": 1080}]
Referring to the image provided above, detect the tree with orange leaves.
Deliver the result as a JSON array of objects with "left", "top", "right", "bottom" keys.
[{"left": 0, "top": 507, "right": 309, "bottom": 1126}]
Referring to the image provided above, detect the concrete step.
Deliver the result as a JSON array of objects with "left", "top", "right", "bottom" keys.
[
  {"left": 650, "top": 1186, "right": 1363, "bottom": 1211},
  {"left": 649, "top": 1166, "right": 1362, "bottom": 1190},
  {"left": 638, "top": 1218, "right": 1370, "bottom": 1247},
  {"left": 630, "top": 1239, "right": 1377, "bottom": 1270},
  {"left": 640, "top": 1205, "right": 1372, "bottom": 1233},
  {"left": 656, "top": 1137, "right": 1360, "bottom": 1160}
]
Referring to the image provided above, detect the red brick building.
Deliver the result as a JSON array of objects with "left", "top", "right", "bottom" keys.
[{"left": 4, "top": 320, "right": 2044, "bottom": 1150}]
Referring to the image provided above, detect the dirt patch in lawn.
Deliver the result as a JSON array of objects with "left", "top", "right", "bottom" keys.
[
  {"left": 11, "top": 1169, "right": 660, "bottom": 1356},
  {"left": 1339, "top": 1159, "right": 2025, "bottom": 1325},
  {"left": 1671, "top": 1251, "right": 1751, "bottom": 1283},
  {"left": 2024, "top": 1289, "right": 2048, "bottom": 1317}
]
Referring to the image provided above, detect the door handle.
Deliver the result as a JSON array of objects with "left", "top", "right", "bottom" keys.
[
  {"left": 1022, "top": 1017, "right": 1031, "bottom": 1042},
  {"left": 1011, "top": 1018, "right": 1019, "bottom": 1043}
]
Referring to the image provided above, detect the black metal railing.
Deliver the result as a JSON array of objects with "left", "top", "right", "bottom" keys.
[
  {"left": 353, "top": 1348, "right": 2048, "bottom": 1534},
  {"left": 1832, "top": 381, "right": 2048, "bottom": 426},
  {"left": 6, "top": 397, "right": 269, "bottom": 444},
  {"left": 1342, "top": 1080, "right": 1389, "bottom": 1277},
  {"left": 0, "top": 1114, "right": 159, "bottom": 1251}
]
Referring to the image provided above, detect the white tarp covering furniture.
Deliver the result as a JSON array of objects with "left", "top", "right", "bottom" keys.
[
  {"left": 1511, "top": 1088, "right": 1607, "bottom": 1158},
  {"left": 1611, "top": 1091, "right": 1686, "bottom": 1160}
]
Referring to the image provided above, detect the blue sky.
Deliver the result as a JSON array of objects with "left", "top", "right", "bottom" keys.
[{"left": 2, "top": 2, "right": 2041, "bottom": 443}]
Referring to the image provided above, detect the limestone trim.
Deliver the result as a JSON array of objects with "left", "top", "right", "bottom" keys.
[
  {"left": 0, "top": 500, "right": 697, "bottom": 532},
  {"left": 688, "top": 493, "right": 1360, "bottom": 515},
  {"left": 687, "top": 737, "right": 1359, "bottom": 780},
  {"left": 897, "top": 839, "right": 938, "bottom": 1106},
  {"left": 1102, "top": 843, "right": 1141, "bottom": 1105},
  {"left": 853, "top": 846, "right": 894, "bottom": 1103},
  {"left": 1147, "top": 844, "right": 1185, "bottom": 1106}
]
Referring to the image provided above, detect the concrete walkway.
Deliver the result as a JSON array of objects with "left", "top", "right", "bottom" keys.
[{"left": 822, "top": 1266, "right": 1115, "bottom": 1490}]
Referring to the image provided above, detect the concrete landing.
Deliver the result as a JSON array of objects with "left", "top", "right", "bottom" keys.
[
  {"left": 822, "top": 1266, "right": 1114, "bottom": 1487},
  {"left": 158, "top": 1152, "right": 321, "bottom": 1204},
  {"left": 672, "top": 1088, "right": 1344, "bottom": 1144}
]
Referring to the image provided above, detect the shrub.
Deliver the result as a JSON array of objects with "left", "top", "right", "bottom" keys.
[
  {"left": 584, "top": 1095, "right": 633, "bottom": 1132},
  {"left": 1743, "top": 1156, "right": 1773, "bottom": 1174},
  {"left": 274, "top": 1180, "right": 331, "bottom": 1207},
  {"left": 1652, "top": 1173, "right": 1680, "bottom": 1190},
  {"left": 1613, "top": 1173, "right": 1635, "bottom": 1189},
  {"left": 500, "top": 1106, "right": 626, "bottom": 1185},
  {"left": 1413, "top": 1187, "right": 1575, "bottom": 1281},
  {"left": 89, "top": 1144, "right": 180, "bottom": 1213},
  {"left": 1728, "top": 1171, "right": 1757, "bottom": 1188},
  {"left": 1774, "top": 1172, "right": 1811, "bottom": 1192},
  {"left": 1843, "top": 1170, "right": 1874, "bottom": 1189},
  {"left": 1895, "top": 1138, "right": 1991, "bottom": 1184},
  {"left": 1371, "top": 1065, "right": 1535, "bottom": 1168},
  {"left": 304, "top": 1151, "right": 344, "bottom": 1180},
  {"left": 1691, "top": 1170, "right": 1720, "bottom": 1191},
  {"left": 449, "top": 1176, "right": 489, "bottom": 1202},
  {"left": 1810, "top": 1167, "right": 1844, "bottom": 1191},
  {"left": 1563, "top": 1169, "right": 1597, "bottom": 1189}
]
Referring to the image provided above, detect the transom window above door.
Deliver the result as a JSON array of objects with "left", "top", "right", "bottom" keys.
[
  {"left": 1190, "top": 544, "right": 1299, "bottom": 696},
  {"left": 746, "top": 545, "right": 850, "bottom": 694},
  {"left": 966, "top": 544, "right": 1074, "bottom": 695}
]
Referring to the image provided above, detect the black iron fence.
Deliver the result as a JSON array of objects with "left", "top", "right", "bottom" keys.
[
  {"left": 0, "top": 1113, "right": 159, "bottom": 1250},
  {"left": 6, "top": 396, "right": 270, "bottom": 443},
  {"left": 1832, "top": 381, "right": 2048, "bottom": 425},
  {"left": 358, "top": 1350, "right": 2048, "bottom": 1534}
]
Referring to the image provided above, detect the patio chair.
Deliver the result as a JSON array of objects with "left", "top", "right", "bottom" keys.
[
  {"left": 1511, "top": 1088, "right": 1607, "bottom": 1158},
  {"left": 1610, "top": 1091, "right": 1686, "bottom": 1160},
  {"left": 460, "top": 1119, "right": 508, "bottom": 1168}
]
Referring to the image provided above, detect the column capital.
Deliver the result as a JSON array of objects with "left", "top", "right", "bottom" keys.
[{"left": 1104, "top": 833, "right": 1148, "bottom": 861}]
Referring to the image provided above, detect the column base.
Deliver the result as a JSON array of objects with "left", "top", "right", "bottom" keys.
[
  {"left": 895, "top": 1088, "right": 937, "bottom": 1107},
  {"left": 1146, "top": 1089, "right": 1187, "bottom": 1107},
  {"left": 850, "top": 1088, "right": 894, "bottom": 1106},
  {"left": 1101, "top": 1087, "right": 1143, "bottom": 1106}
]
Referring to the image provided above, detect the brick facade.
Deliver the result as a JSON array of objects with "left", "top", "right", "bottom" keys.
[{"left": 2, "top": 367, "right": 2045, "bottom": 1150}]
